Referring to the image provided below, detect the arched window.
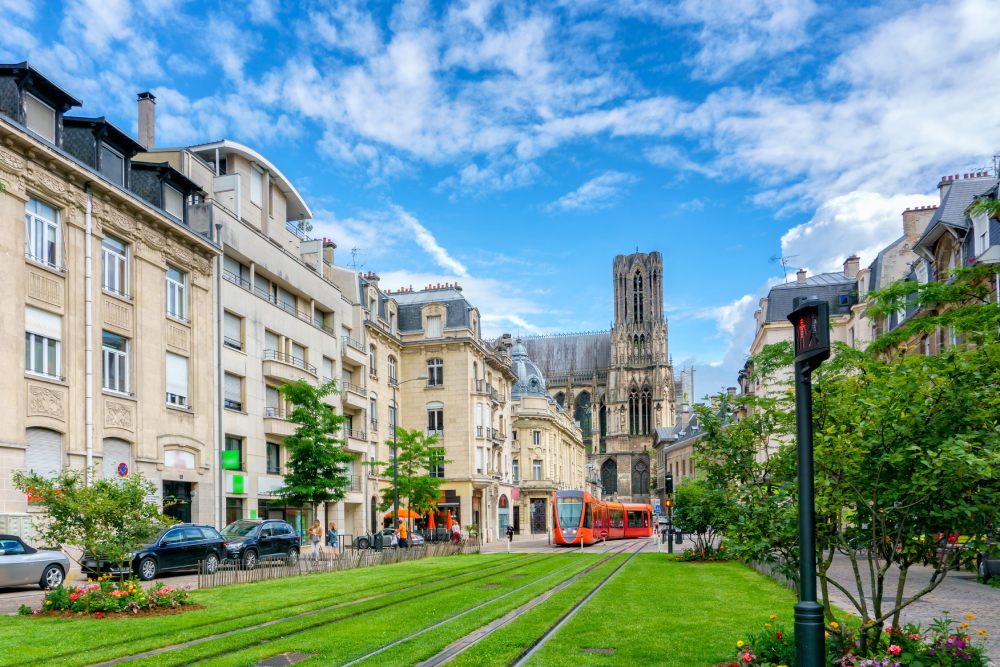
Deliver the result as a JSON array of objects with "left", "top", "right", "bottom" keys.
[
  {"left": 632, "top": 458, "right": 649, "bottom": 495},
  {"left": 369, "top": 393, "right": 378, "bottom": 431},
  {"left": 575, "top": 391, "right": 592, "bottom": 439},
  {"left": 601, "top": 458, "right": 617, "bottom": 496},
  {"left": 628, "top": 385, "right": 652, "bottom": 435},
  {"left": 369, "top": 344, "right": 377, "bottom": 375},
  {"left": 632, "top": 270, "right": 644, "bottom": 324},
  {"left": 25, "top": 427, "right": 62, "bottom": 479},
  {"left": 388, "top": 355, "right": 397, "bottom": 384},
  {"left": 554, "top": 391, "right": 565, "bottom": 408},
  {"left": 427, "top": 358, "right": 444, "bottom": 386},
  {"left": 472, "top": 361, "right": 478, "bottom": 380},
  {"left": 102, "top": 437, "right": 131, "bottom": 479}
]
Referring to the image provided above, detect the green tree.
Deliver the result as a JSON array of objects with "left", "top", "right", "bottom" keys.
[
  {"left": 278, "top": 380, "right": 353, "bottom": 525},
  {"left": 672, "top": 478, "right": 732, "bottom": 553},
  {"left": 12, "top": 468, "right": 169, "bottom": 577},
  {"left": 371, "top": 428, "right": 448, "bottom": 535}
]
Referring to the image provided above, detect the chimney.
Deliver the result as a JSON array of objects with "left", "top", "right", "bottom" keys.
[
  {"left": 902, "top": 206, "right": 936, "bottom": 244},
  {"left": 937, "top": 175, "right": 953, "bottom": 203},
  {"left": 726, "top": 386, "right": 737, "bottom": 399},
  {"left": 843, "top": 255, "right": 860, "bottom": 279},
  {"left": 138, "top": 92, "right": 156, "bottom": 149},
  {"left": 796, "top": 268, "right": 807, "bottom": 284}
]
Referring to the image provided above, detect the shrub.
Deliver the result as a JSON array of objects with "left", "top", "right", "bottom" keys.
[
  {"left": 35, "top": 574, "right": 192, "bottom": 615},
  {"left": 676, "top": 544, "right": 730, "bottom": 562}
]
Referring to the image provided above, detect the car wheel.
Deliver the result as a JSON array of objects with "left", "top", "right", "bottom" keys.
[
  {"left": 205, "top": 552, "right": 220, "bottom": 574},
  {"left": 357, "top": 537, "right": 370, "bottom": 549},
  {"left": 39, "top": 564, "right": 64, "bottom": 590},
  {"left": 242, "top": 549, "right": 257, "bottom": 571},
  {"left": 138, "top": 557, "right": 158, "bottom": 581},
  {"left": 286, "top": 548, "right": 299, "bottom": 566}
]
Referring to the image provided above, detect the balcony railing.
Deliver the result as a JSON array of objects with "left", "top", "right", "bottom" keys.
[
  {"left": 476, "top": 426, "right": 484, "bottom": 438},
  {"left": 370, "top": 419, "right": 378, "bottom": 432},
  {"left": 223, "top": 335, "right": 243, "bottom": 350},
  {"left": 342, "top": 380, "right": 366, "bottom": 395},
  {"left": 344, "top": 428, "right": 367, "bottom": 441},
  {"left": 427, "top": 429, "right": 444, "bottom": 439},
  {"left": 224, "top": 398, "right": 243, "bottom": 411},
  {"left": 263, "top": 349, "right": 317, "bottom": 375},
  {"left": 342, "top": 335, "right": 365, "bottom": 353},
  {"left": 264, "top": 406, "right": 285, "bottom": 418},
  {"left": 349, "top": 474, "right": 362, "bottom": 493},
  {"left": 222, "top": 268, "right": 251, "bottom": 290}
]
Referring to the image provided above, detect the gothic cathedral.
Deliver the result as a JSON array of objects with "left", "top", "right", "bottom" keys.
[{"left": 522, "top": 251, "right": 675, "bottom": 502}]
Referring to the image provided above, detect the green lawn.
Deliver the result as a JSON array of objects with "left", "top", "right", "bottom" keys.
[{"left": 0, "top": 552, "right": 799, "bottom": 667}]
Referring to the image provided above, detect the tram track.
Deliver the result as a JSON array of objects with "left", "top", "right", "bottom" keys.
[
  {"left": 87, "top": 552, "right": 566, "bottom": 667},
  {"left": 509, "top": 541, "right": 647, "bottom": 667},
  {"left": 78, "top": 552, "right": 544, "bottom": 667}
]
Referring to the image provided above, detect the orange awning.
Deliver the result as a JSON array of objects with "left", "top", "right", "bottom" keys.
[{"left": 385, "top": 508, "right": 421, "bottom": 519}]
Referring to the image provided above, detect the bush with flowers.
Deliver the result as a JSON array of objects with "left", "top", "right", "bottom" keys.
[
  {"left": 724, "top": 611, "right": 989, "bottom": 667},
  {"left": 35, "top": 574, "right": 192, "bottom": 616},
  {"left": 675, "top": 544, "right": 731, "bottom": 562}
]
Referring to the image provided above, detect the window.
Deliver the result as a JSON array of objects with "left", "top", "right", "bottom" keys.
[
  {"left": 225, "top": 436, "right": 244, "bottom": 470},
  {"left": 388, "top": 400, "right": 397, "bottom": 432},
  {"left": 102, "top": 235, "right": 129, "bottom": 296},
  {"left": 266, "top": 442, "right": 281, "bottom": 474},
  {"left": 250, "top": 166, "right": 263, "bottom": 206},
  {"left": 223, "top": 255, "right": 250, "bottom": 289},
  {"left": 25, "top": 306, "right": 61, "bottom": 378},
  {"left": 102, "top": 331, "right": 129, "bottom": 393},
  {"left": 100, "top": 144, "right": 125, "bottom": 187},
  {"left": 25, "top": 197, "right": 59, "bottom": 267},
  {"left": 224, "top": 373, "right": 243, "bottom": 411},
  {"left": 165, "top": 352, "right": 189, "bottom": 407},
  {"left": 979, "top": 230, "right": 989, "bottom": 257},
  {"left": 369, "top": 344, "right": 377, "bottom": 375},
  {"left": 427, "top": 358, "right": 444, "bottom": 386},
  {"left": 512, "top": 459, "right": 519, "bottom": 482},
  {"left": 427, "top": 402, "right": 444, "bottom": 435},
  {"left": 264, "top": 330, "right": 279, "bottom": 357},
  {"left": 532, "top": 431, "right": 540, "bottom": 446},
  {"left": 165, "top": 266, "right": 187, "bottom": 320},
  {"left": 24, "top": 93, "right": 55, "bottom": 142},
  {"left": 25, "top": 428, "right": 62, "bottom": 479},
  {"left": 313, "top": 308, "right": 329, "bottom": 330},
  {"left": 476, "top": 447, "right": 484, "bottom": 475},
  {"left": 322, "top": 357, "right": 334, "bottom": 383},
  {"left": 426, "top": 315, "right": 442, "bottom": 337},
  {"left": 163, "top": 184, "right": 183, "bottom": 220},
  {"left": 290, "top": 340, "right": 306, "bottom": 369},
  {"left": 429, "top": 447, "right": 445, "bottom": 478},
  {"left": 368, "top": 298, "right": 376, "bottom": 321},
  {"left": 224, "top": 312, "right": 243, "bottom": 350},
  {"left": 389, "top": 311, "right": 396, "bottom": 334},
  {"left": 369, "top": 394, "right": 378, "bottom": 431},
  {"left": 277, "top": 286, "right": 296, "bottom": 314},
  {"left": 475, "top": 403, "right": 484, "bottom": 437},
  {"left": 388, "top": 356, "right": 397, "bottom": 384},
  {"left": 532, "top": 460, "right": 542, "bottom": 481},
  {"left": 265, "top": 385, "right": 281, "bottom": 417}
]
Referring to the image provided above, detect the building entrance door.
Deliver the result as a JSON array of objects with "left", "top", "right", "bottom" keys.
[
  {"left": 530, "top": 498, "right": 547, "bottom": 534},
  {"left": 497, "top": 494, "right": 509, "bottom": 539},
  {"left": 163, "top": 481, "right": 193, "bottom": 523}
]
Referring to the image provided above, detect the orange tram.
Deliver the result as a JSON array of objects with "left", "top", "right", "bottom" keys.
[{"left": 552, "top": 490, "right": 653, "bottom": 546}]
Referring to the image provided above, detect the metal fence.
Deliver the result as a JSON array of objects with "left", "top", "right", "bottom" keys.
[{"left": 197, "top": 540, "right": 480, "bottom": 589}]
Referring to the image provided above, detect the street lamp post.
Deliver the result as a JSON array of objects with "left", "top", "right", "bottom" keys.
[
  {"left": 391, "top": 376, "right": 427, "bottom": 542},
  {"left": 786, "top": 298, "right": 830, "bottom": 667}
]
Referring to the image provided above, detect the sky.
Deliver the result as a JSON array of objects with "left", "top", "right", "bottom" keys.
[{"left": 4, "top": 0, "right": 1000, "bottom": 399}]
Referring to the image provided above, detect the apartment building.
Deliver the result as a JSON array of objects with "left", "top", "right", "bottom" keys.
[
  {"left": 383, "top": 284, "right": 515, "bottom": 542},
  {"left": 0, "top": 63, "right": 219, "bottom": 532},
  {"left": 509, "top": 340, "right": 587, "bottom": 536}
]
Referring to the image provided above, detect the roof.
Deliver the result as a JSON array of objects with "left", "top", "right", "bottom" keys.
[
  {"left": 764, "top": 272, "right": 856, "bottom": 323},
  {"left": 393, "top": 288, "right": 474, "bottom": 333},
  {"left": 915, "top": 176, "right": 998, "bottom": 254},
  {"left": 511, "top": 338, "right": 549, "bottom": 399},
  {"left": 0, "top": 61, "right": 81, "bottom": 109},
  {"left": 64, "top": 116, "right": 144, "bottom": 156},
  {"left": 521, "top": 332, "right": 611, "bottom": 372},
  {"left": 131, "top": 160, "right": 203, "bottom": 194},
  {"left": 187, "top": 139, "right": 312, "bottom": 221}
]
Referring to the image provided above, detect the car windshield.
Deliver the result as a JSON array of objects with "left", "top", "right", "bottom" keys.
[
  {"left": 557, "top": 497, "right": 583, "bottom": 528},
  {"left": 221, "top": 521, "right": 260, "bottom": 537}
]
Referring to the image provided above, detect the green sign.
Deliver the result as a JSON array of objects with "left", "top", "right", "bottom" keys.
[
  {"left": 221, "top": 450, "right": 241, "bottom": 470},
  {"left": 249, "top": 509, "right": 257, "bottom": 519},
  {"left": 232, "top": 474, "right": 244, "bottom": 494}
]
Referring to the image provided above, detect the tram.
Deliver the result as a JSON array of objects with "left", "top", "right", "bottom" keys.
[{"left": 552, "top": 490, "right": 653, "bottom": 546}]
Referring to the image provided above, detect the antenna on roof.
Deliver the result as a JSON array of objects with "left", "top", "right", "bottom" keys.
[
  {"left": 350, "top": 247, "right": 364, "bottom": 273},
  {"left": 770, "top": 253, "right": 798, "bottom": 282},
  {"left": 994, "top": 154, "right": 1000, "bottom": 177}
]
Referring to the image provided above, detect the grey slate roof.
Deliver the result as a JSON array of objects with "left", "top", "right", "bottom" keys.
[
  {"left": 392, "top": 288, "right": 473, "bottom": 333},
  {"left": 764, "top": 272, "right": 856, "bottom": 323},
  {"left": 521, "top": 333, "right": 611, "bottom": 372},
  {"left": 915, "top": 177, "right": 998, "bottom": 252},
  {"left": 511, "top": 339, "right": 549, "bottom": 400}
]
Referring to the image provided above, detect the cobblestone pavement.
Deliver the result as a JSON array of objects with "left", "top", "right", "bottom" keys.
[{"left": 819, "top": 554, "right": 998, "bottom": 662}]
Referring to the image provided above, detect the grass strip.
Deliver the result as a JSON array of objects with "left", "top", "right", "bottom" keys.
[
  {"left": 0, "top": 553, "right": 521, "bottom": 667},
  {"left": 122, "top": 554, "right": 588, "bottom": 667},
  {"left": 446, "top": 555, "right": 629, "bottom": 667},
  {"left": 527, "top": 554, "right": 799, "bottom": 666},
  {"left": 145, "top": 554, "right": 602, "bottom": 667}
]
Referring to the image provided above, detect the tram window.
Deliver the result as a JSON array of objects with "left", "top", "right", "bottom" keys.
[
  {"left": 557, "top": 497, "right": 583, "bottom": 528},
  {"left": 583, "top": 504, "right": 592, "bottom": 528},
  {"left": 628, "top": 511, "right": 643, "bottom": 528}
]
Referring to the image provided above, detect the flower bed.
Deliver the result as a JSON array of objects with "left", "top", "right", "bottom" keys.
[
  {"left": 676, "top": 544, "right": 731, "bottom": 562},
  {"left": 21, "top": 575, "right": 194, "bottom": 617},
  {"left": 721, "top": 612, "right": 990, "bottom": 667}
]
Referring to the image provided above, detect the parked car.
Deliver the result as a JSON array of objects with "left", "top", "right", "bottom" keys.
[
  {"left": 220, "top": 519, "right": 300, "bottom": 569},
  {"left": 82, "top": 523, "right": 226, "bottom": 581},
  {"left": 354, "top": 528, "right": 425, "bottom": 549},
  {"left": 0, "top": 534, "right": 70, "bottom": 590}
]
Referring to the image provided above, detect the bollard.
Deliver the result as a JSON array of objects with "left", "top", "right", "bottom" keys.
[{"left": 506, "top": 539, "right": 510, "bottom": 554}]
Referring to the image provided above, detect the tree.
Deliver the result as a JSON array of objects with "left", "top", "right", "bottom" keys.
[
  {"left": 278, "top": 380, "right": 353, "bottom": 525},
  {"left": 12, "top": 468, "right": 169, "bottom": 578},
  {"left": 371, "top": 428, "right": 448, "bottom": 535},
  {"left": 672, "top": 478, "right": 731, "bottom": 553}
]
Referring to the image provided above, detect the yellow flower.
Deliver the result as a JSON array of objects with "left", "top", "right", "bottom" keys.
[
  {"left": 830, "top": 621, "right": 839, "bottom": 629},
  {"left": 958, "top": 622, "right": 970, "bottom": 629},
  {"left": 769, "top": 614, "right": 778, "bottom": 620},
  {"left": 964, "top": 613, "right": 976, "bottom": 620},
  {"left": 845, "top": 613, "right": 854, "bottom": 618},
  {"left": 765, "top": 623, "right": 772, "bottom": 628},
  {"left": 736, "top": 640, "right": 744, "bottom": 648},
  {"left": 976, "top": 629, "right": 987, "bottom": 636},
  {"left": 825, "top": 631, "right": 830, "bottom": 638}
]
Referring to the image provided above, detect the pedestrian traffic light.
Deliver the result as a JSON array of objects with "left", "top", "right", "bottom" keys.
[
  {"left": 665, "top": 473, "right": 674, "bottom": 495},
  {"left": 787, "top": 298, "right": 830, "bottom": 369}
]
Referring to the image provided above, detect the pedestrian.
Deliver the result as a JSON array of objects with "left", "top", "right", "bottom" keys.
[
  {"left": 452, "top": 524, "right": 461, "bottom": 545},
  {"left": 309, "top": 520, "right": 323, "bottom": 562},
  {"left": 327, "top": 522, "right": 338, "bottom": 554},
  {"left": 398, "top": 521, "right": 408, "bottom": 549},
  {"left": 506, "top": 525, "right": 514, "bottom": 542}
]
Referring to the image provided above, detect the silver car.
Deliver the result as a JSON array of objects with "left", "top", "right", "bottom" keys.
[{"left": 0, "top": 534, "right": 70, "bottom": 589}]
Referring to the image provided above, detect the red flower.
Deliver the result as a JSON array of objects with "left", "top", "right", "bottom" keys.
[
  {"left": 95, "top": 612, "right": 105, "bottom": 618},
  {"left": 776, "top": 632, "right": 783, "bottom": 640},
  {"left": 69, "top": 593, "right": 78, "bottom": 601},
  {"left": 888, "top": 644, "right": 901, "bottom": 656}
]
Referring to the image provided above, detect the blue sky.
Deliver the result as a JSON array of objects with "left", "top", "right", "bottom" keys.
[{"left": 4, "top": 0, "right": 999, "bottom": 397}]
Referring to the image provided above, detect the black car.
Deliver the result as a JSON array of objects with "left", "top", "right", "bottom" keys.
[
  {"left": 220, "top": 520, "right": 300, "bottom": 569},
  {"left": 83, "top": 523, "right": 226, "bottom": 581}
]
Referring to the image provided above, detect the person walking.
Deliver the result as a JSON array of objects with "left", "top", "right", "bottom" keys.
[
  {"left": 397, "top": 521, "right": 408, "bottom": 549},
  {"left": 452, "top": 524, "right": 461, "bottom": 545},
  {"left": 327, "top": 522, "right": 338, "bottom": 553},
  {"left": 309, "top": 520, "right": 323, "bottom": 562},
  {"left": 506, "top": 525, "right": 514, "bottom": 542}
]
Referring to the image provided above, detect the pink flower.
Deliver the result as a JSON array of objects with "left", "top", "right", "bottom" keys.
[
  {"left": 888, "top": 644, "right": 901, "bottom": 656},
  {"left": 742, "top": 652, "right": 753, "bottom": 662},
  {"left": 907, "top": 633, "right": 921, "bottom": 640},
  {"left": 69, "top": 593, "right": 78, "bottom": 601}
]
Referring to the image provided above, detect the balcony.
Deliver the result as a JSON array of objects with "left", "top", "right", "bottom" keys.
[
  {"left": 491, "top": 429, "right": 506, "bottom": 444},
  {"left": 343, "top": 428, "right": 368, "bottom": 454},
  {"left": 426, "top": 429, "right": 444, "bottom": 440},
  {"left": 263, "top": 407, "right": 296, "bottom": 438},
  {"left": 341, "top": 380, "right": 367, "bottom": 410},
  {"left": 262, "top": 349, "right": 316, "bottom": 384},
  {"left": 348, "top": 474, "right": 362, "bottom": 493},
  {"left": 519, "top": 478, "right": 558, "bottom": 492},
  {"left": 341, "top": 335, "right": 366, "bottom": 368}
]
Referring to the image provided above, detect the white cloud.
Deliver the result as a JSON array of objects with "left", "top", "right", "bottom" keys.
[
  {"left": 391, "top": 205, "right": 470, "bottom": 277},
  {"left": 694, "top": 294, "right": 757, "bottom": 339},
  {"left": 62, "top": 0, "right": 134, "bottom": 53},
  {"left": 781, "top": 191, "right": 938, "bottom": 274},
  {"left": 247, "top": 0, "right": 278, "bottom": 24},
  {"left": 548, "top": 171, "right": 636, "bottom": 211}
]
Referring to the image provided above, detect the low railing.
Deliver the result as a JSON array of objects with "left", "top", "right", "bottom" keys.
[
  {"left": 345, "top": 428, "right": 367, "bottom": 441},
  {"left": 263, "top": 349, "right": 317, "bottom": 375},
  {"left": 263, "top": 406, "right": 284, "bottom": 418},
  {"left": 342, "top": 380, "right": 366, "bottom": 395},
  {"left": 342, "top": 335, "right": 365, "bottom": 353}
]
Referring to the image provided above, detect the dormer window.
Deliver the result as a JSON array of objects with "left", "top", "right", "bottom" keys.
[
  {"left": 100, "top": 144, "right": 125, "bottom": 187},
  {"left": 163, "top": 184, "right": 183, "bottom": 221},
  {"left": 24, "top": 93, "right": 56, "bottom": 143}
]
